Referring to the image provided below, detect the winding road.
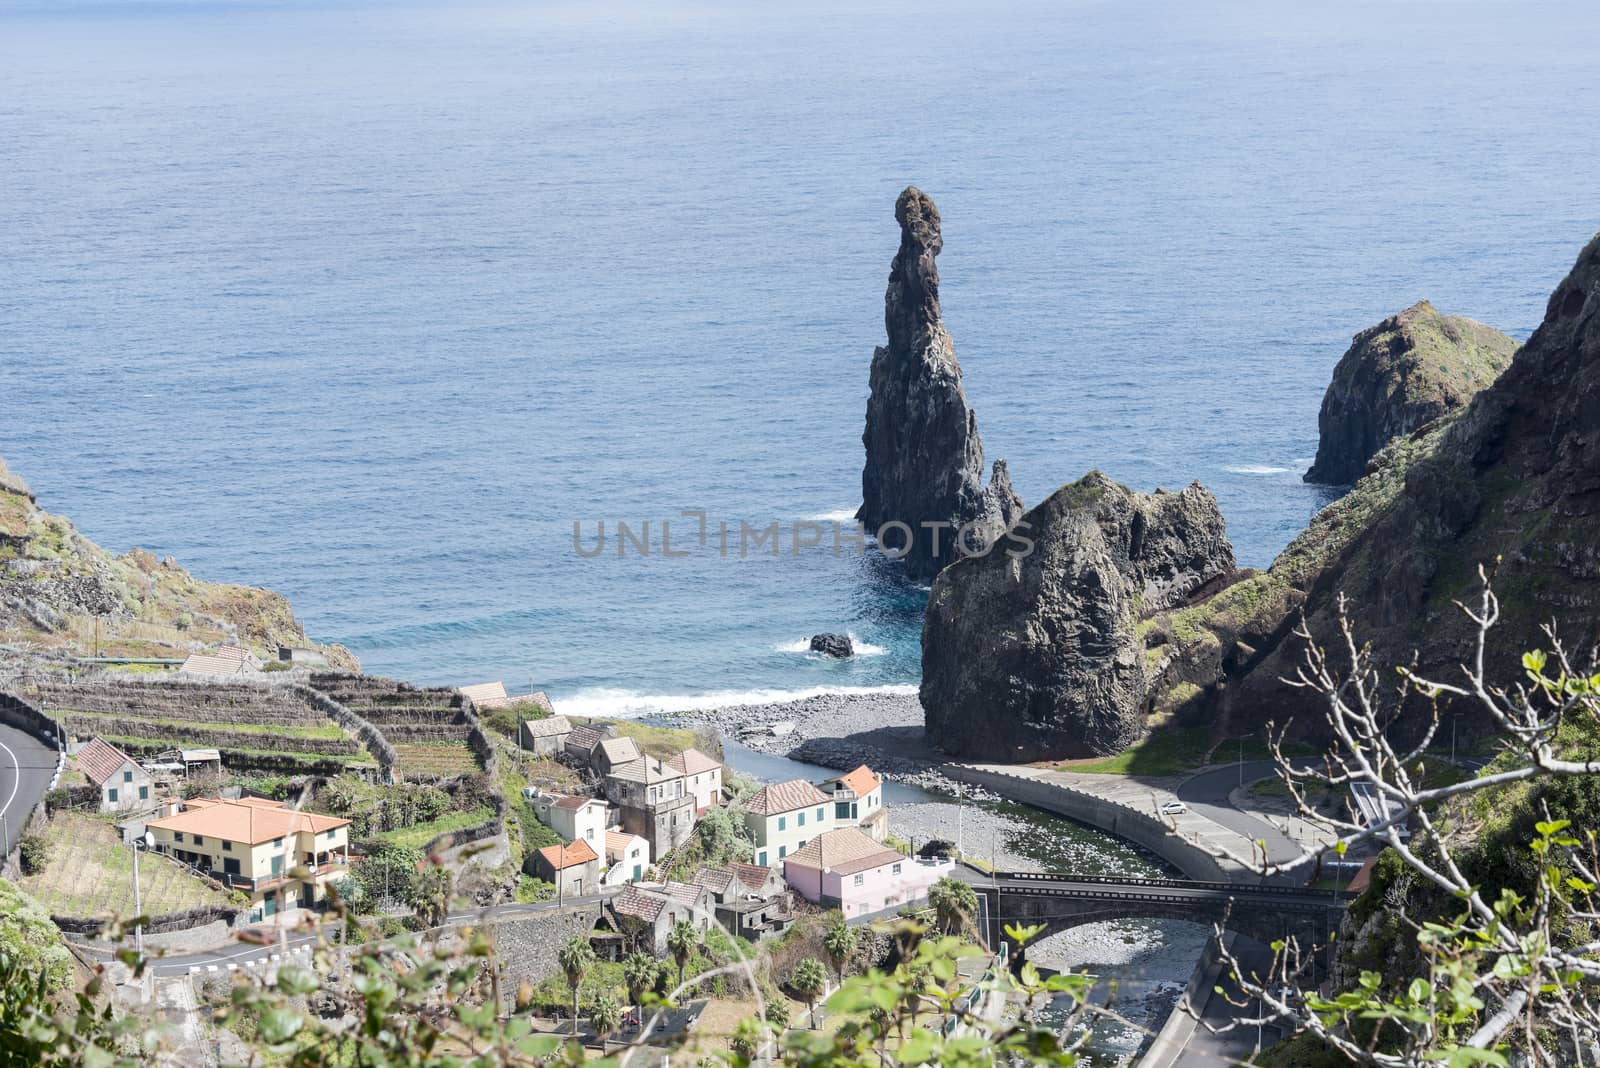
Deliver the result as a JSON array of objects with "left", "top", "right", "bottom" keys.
[
  {"left": 1176, "top": 759, "right": 1310, "bottom": 875},
  {"left": 0, "top": 720, "right": 57, "bottom": 857}
]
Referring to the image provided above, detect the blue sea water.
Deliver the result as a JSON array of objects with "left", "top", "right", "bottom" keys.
[{"left": 2, "top": 0, "right": 1598, "bottom": 710}]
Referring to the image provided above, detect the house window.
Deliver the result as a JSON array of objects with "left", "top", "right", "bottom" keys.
[
  {"left": 223, "top": 841, "right": 232, "bottom": 852},
  {"left": 139, "top": 786, "right": 149, "bottom": 800},
  {"left": 108, "top": 788, "right": 118, "bottom": 803},
  {"left": 817, "top": 807, "right": 825, "bottom": 821},
  {"left": 194, "top": 835, "right": 204, "bottom": 846},
  {"left": 173, "top": 832, "right": 183, "bottom": 842},
  {"left": 853, "top": 874, "right": 864, "bottom": 887},
  {"left": 836, "top": 802, "right": 850, "bottom": 819},
  {"left": 778, "top": 845, "right": 786, "bottom": 859},
  {"left": 758, "top": 851, "right": 767, "bottom": 866},
  {"left": 797, "top": 811, "right": 805, "bottom": 827},
  {"left": 123, "top": 770, "right": 133, "bottom": 783},
  {"left": 777, "top": 816, "right": 786, "bottom": 831},
  {"left": 274, "top": 837, "right": 283, "bottom": 848},
  {"left": 892, "top": 863, "right": 902, "bottom": 876}
]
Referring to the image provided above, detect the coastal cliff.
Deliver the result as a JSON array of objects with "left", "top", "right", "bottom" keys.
[
  {"left": 1147, "top": 230, "right": 1600, "bottom": 738},
  {"left": 858, "top": 187, "right": 1022, "bottom": 578},
  {"left": 922, "top": 472, "right": 1235, "bottom": 760},
  {"left": 0, "top": 456, "right": 356, "bottom": 668},
  {"left": 1303, "top": 301, "right": 1517, "bottom": 485}
]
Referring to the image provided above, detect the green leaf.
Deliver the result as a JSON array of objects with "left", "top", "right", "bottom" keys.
[{"left": 258, "top": 1006, "right": 304, "bottom": 1045}]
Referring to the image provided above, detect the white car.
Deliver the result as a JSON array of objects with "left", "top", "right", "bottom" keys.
[{"left": 1159, "top": 800, "right": 1187, "bottom": 815}]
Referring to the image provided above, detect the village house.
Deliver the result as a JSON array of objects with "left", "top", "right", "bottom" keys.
[
  {"left": 819, "top": 764, "right": 887, "bottom": 841},
  {"left": 76, "top": 737, "right": 155, "bottom": 814},
  {"left": 145, "top": 797, "right": 351, "bottom": 919},
  {"left": 179, "top": 643, "right": 263, "bottom": 677},
  {"left": 603, "top": 756, "right": 696, "bottom": 856},
  {"left": 602, "top": 830, "right": 650, "bottom": 886},
  {"left": 518, "top": 714, "right": 572, "bottom": 757},
  {"left": 607, "top": 880, "right": 714, "bottom": 955},
  {"left": 693, "top": 862, "right": 794, "bottom": 941},
  {"left": 743, "top": 779, "right": 833, "bottom": 868},
  {"left": 563, "top": 723, "right": 616, "bottom": 766},
  {"left": 532, "top": 839, "right": 600, "bottom": 898},
  {"left": 783, "top": 827, "right": 953, "bottom": 920},
  {"left": 278, "top": 644, "right": 329, "bottom": 667},
  {"left": 525, "top": 791, "right": 608, "bottom": 848},
  {"left": 666, "top": 747, "right": 723, "bottom": 816},
  {"left": 593, "top": 736, "right": 643, "bottom": 777}
]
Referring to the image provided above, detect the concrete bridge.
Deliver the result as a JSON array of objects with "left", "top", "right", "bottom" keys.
[{"left": 967, "top": 871, "right": 1350, "bottom": 974}]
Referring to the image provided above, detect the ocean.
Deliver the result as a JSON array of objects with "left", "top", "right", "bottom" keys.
[{"left": 3, "top": 0, "right": 1597, "bottom": 711}]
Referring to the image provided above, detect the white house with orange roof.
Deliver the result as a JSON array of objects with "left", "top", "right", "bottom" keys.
[
  {"left": 145, "top": 797, "right": 351, "bottom": 918},
  {"left": 743, "top": 779, "right": 833, "bottom": 868},
  {"left": 818, "top": 764, "right": 887, "bottom": 841},
  {"left": 666, "top": 748, "right": 723, "bottom": 815}
]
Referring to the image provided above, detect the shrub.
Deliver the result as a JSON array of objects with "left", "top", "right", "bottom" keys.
[{"left": 17, "top": 833, "right": 50, "bottom": 876}]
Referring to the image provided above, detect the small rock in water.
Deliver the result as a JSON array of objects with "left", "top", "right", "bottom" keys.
[{"left": 808, "top": 633, "right": 854, "bottom": 658}]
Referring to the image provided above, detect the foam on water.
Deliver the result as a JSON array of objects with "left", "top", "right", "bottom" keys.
[
  {"left": 1223, "top": 464, "right": 1292, "bottom": 475},
  {"left": 552, "top": 682, "right": 918, "bottom": 719}
]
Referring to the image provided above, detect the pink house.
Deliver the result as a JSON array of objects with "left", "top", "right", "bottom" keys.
[{"left": 782, "top": 828, "right": 955, "bottom": 920}]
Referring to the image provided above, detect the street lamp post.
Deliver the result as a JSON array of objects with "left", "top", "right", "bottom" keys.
[{"left": 130, "top": 838, "right": 145, "bottom": 956}]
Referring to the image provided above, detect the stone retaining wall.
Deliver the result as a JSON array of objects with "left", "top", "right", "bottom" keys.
[
  {"left": 481, "top": 904, "right": 603, "bottom": 1009},
  {"left": 294, "top": 683, "right": 398, "bottom": 782},
  {"left": 944, "top": 765, "right": 1242, "bottom": 883}
]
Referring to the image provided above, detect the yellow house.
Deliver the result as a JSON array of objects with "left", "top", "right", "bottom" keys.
[{"left": 145, "top": 797, "right": 352, "bottom": 919}]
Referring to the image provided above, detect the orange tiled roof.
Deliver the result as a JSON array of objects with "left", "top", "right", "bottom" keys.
[
  {"left": 537, "top": 838, "right": 598, "bottom": 871},
  {"left": 832, "top": 764, "right": 882, "bottom": 797},
  {"left": 146, "top": 798, "right": 349, "bottom": 846}
]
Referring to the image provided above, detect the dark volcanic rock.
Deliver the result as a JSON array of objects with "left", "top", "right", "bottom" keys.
[
  {"left": 1146, "top": 230, "right": 1600, "bottom": 743},
  {"left": 921, "top": 471, "right": 1236, "bottom": 761},
  {"left": 808, "top": 633, "right": 854, "bottom": 658},
  {"left": 857, "top": 187, "right": 1023, "bottom": 578},
  {"left": 1304, "top": 301, "right": 1517, "bottom": 485}
]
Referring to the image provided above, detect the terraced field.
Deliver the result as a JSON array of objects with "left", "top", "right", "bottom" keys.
[
  {"left": 309, "top": 674, "right": 484, "bottom": 781},
  {"left": 19, "top": 811, "right": 227, "bottom": 918},
  {"left": 24, "top": 676, "right": 376, "bottom": 773}
]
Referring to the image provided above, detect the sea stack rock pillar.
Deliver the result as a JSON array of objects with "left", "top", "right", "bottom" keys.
[{"left": 856, "top": 186, "right": 1022, "bottom": 579}]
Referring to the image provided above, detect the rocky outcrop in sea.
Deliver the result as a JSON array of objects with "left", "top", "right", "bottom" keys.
[
  {"left": 857, "top": 186, "right": 1023, "bottom": 579},
  {"left": 1303, "top": 300, "right": 1517, "bottom": 485},
  {"left": 922, "top": 471, "right": 1236, "bottom": 761}
]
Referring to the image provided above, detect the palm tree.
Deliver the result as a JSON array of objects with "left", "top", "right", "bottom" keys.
[
  {"left": 622, "top": 951, "right": 658, "bottom": 1019},
  {"left": 666, "top": 919, "right": 699, "bottom": 992},
  {"left": 928, "top": 876, "right": 978, "bottom": 937},
  {"left": 790, "top": 958, "right": 828, "bottom": 1029},
  {"left": 589, "top": 992, "right": 622, "bottom": 1050},
  {"left": 823, "top": 915, "right": 857, "bottom": 984},
  {"left": 556, "top": 935, "right": 596, "bottom": 1036}
]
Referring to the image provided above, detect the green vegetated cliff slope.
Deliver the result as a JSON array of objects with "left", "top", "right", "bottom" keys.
[
  {"left": 1149, "top": 232, "right": 1600, "bottom": 736},
  {"left": 1303, "top": 300, "right": 1518, "bottom": 485},
  {"left": 0, "top": 456, "right": 356, "bottom": 667}
]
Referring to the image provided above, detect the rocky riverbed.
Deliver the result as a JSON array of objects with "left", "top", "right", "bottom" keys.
[{"left": 667, "top": 689, "right": 996, "bottom": 797}]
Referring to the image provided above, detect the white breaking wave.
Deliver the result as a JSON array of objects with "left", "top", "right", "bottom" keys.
[
  {"left": 552, "top": 683, "right": 918, "bottom": 719},
  {"left": 1223, "top": 464, "right": 1291, "bottom": 475},
  {"left": 774, "top": 632, "right": 887, "bottom": 656},
  {"left": 805, "top": 509, "right": 862, "bottom": 523}
]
